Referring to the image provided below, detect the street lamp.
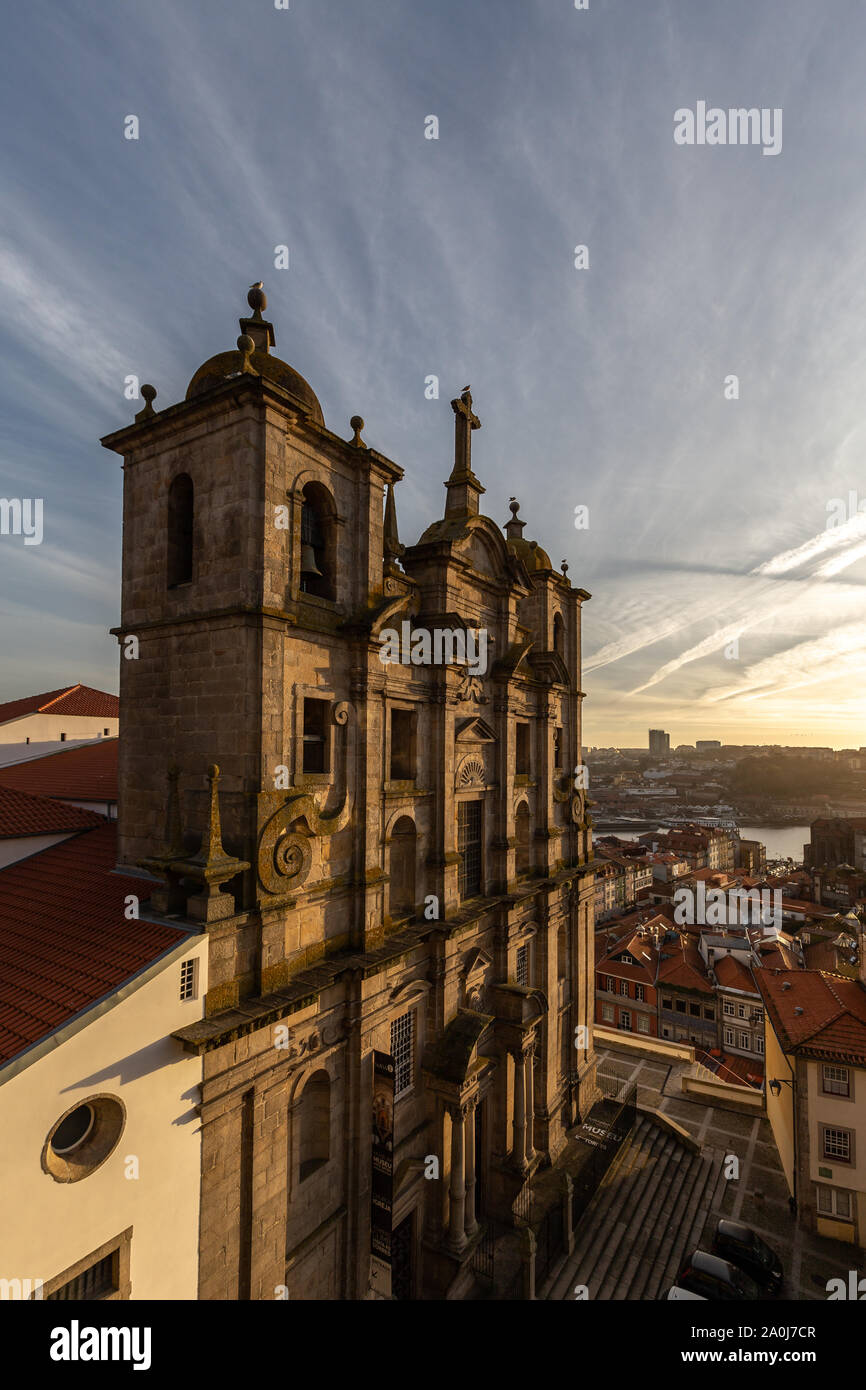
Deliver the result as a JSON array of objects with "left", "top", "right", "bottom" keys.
[{"left": 769, "top": 1078, "right": 795, "bottom": 1097}]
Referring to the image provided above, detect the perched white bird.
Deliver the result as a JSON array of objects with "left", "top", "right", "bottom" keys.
[{"left": 249, "top": 281, "right": 264, "bottom": 290}]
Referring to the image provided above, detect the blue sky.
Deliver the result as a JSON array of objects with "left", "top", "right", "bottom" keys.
[{"left": 1, "top": 0, "right": 866, "bottom": 747}]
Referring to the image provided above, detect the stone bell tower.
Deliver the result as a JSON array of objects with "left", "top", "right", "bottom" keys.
[{"left": 102, "top": 285, "right": 403, "bottom": 1011}]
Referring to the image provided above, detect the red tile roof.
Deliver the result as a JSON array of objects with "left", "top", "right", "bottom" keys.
[
  {"left": 0, "top": 822, "right": 187, "bottom": 1067},
  {"left": 0, "top": 785, "right": 104, "bottom": 839},
  {"left": 757, "top": 969, "right": 866, "bottom": 1067},
  {"left": 0, "top": 684, "right": 119, "bottom": 724},
  {"left": 0, "top": 739, "right": 118, "bottom": 803},
  {"left": 714, "top": 953, "right": 758, "bottom": 994},
  {"left": 656, "top": 937, "right": 715, "bottom": 993}
]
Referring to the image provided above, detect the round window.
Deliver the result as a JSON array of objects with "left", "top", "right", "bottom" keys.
[
  {"left": 42, "top": 1095, "right": 125, "bottom": 1183},
  {"left": 50, "top": 1103, "right": 95, "bottom": 1155}
]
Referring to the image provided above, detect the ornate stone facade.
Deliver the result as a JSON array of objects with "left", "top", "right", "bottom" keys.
[{"left": 101, "top": 287, "right": 599, "bottom": 1299}]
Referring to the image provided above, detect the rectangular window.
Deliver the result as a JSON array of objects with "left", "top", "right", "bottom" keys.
[
  {"left": 391, "top": 1011, "right": 415, "bottom": 1098},
  {"left": 675, "top": 1000, "right": 686, "bottom": 1014},
  {"left": 704, "top": 1006, "right": 715, "bottom": 1020},
  {"left": 822, "top": 1127, "right": 852, "bottom": 1164},
  {"left": 724, "top": 1027, "right": 734, "bottom": 1046},
  {"left": 662, "top": 996, "right": 672, "bottom": 1011},
  {"left": 516, "top": 944, "right": 529, "bottom": 987},
  {"left": 389, "top": 708, "right": 415, "bottom": 781},
  {"left": 179, "top": 958, "right": 197, "bottom": 1001},
  {"left": 817, "top": 1186, "right": 852, "bottom": 1220},
  {"left": 457, "top": 801, "right": 482, "bottom": 900},
  {"left": 635, "top": 984, "right": 645, "bottom": 1003},
  {"left": 620, "top": 980, "right": 629, "bottom": 997},
  {"left": 103, "top": 727, "right": 110, "bottom": 736},
  {"left": 46, "top": 1252, "right": 118, "bottom": 1301},
  {"left": 662, "top": 1026, "right": 671, "bottom": 1039},
  {"left": 739, "top": 1032, "right": 750, "bottom": 1050},
  {"left": 737, "top": 1004, "right": 746, "bottom": 1019},
  {"left": 822, "top": 1065, "right": 850, "bottom": 1097},
  {"left": 302, "top": 698, "right": 329, "bottom": 774},
  {"left": 60, "top": 732, "right": 66, "bottom": 742},
  {"left": 637, "top": 1015, "right": 650, "bottom": 1034},
  {"left": 602, "top": 1003, "right": 614, "bottom": 1023},
  {"left": 723, "top": 1000, "right": 735, "bottom": 1016},
  {"left": 755, "top": 1035, "right": 764, "bottom": 1055},
  {"left": 554, "top": 727, "right": 563, "bottom": 770},
  {"left": 619, "top": 1011, "right": 632, "bottom": 1032},
  {"left": 689, "top": 1002, "right": 700, "bottom": 1017},
  {"left": 515, "top": 723, "right": 530, "bottom": 776}
]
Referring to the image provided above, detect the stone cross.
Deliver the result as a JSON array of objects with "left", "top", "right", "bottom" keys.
[{"left": 450, "top": 387, "right": 480, "bottom": 479}]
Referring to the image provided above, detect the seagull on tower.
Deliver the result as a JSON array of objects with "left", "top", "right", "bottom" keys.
[{"left": 249, "top": 281, "right": 264, "bottom": 290}]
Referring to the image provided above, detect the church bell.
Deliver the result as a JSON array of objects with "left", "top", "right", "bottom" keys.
[{"left": 300, "top": 543, "right": 323, "bottom": 578}]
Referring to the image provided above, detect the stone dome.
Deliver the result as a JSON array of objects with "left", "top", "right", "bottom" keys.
[
  {"left": 507, "top": 535, "right": 554, "bottom": 573},
  {"left": 185, "top": 349, "right": 324, "bottom": 425}
]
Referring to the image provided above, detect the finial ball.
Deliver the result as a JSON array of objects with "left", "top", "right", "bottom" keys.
[
  {"left": 351, "top": 415, "right": 364, "bottom": 431},
  {"left": 247, "top": 285, "right": 267, "bottom": 313},
  {"left": 141, "top": 383, "right": 157, "bottom": 404},
  {"left": 237, "top": 334, "right": 255, "bottom": 357},
  {"left": 509, "top": 497, "right": 520, "bottom": 517}
]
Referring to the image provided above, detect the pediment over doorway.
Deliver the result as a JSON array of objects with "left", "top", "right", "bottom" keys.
[{"left": 455, "top": 717, "right": 497, "bottom": 744}]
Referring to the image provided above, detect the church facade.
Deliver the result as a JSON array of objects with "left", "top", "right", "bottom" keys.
[{"left": 101, "top": 287, "right": 599, "bottom": 1300}]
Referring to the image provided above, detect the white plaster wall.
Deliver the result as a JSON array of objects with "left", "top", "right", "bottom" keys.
[
  {"left": 0, "top": 832, "right": 72, "bottom": 869},
  {"left": 0, "top": 935, "right": 206, "bottom": 1300},
  {"left": 0, "top": 714, "right": 118, "bottom": 745}
]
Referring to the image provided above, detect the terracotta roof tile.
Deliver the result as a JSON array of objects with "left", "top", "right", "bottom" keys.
[
  {"left": 0, "top": 739, "right": 118, "bottom": 802},
  {"left": 0, "top": 684, "right": 119, "bottom": 723},
  {"left": 757, "top": 969, "right": 866, "bottom": 1067},
  {"left": 714, "top": 954, "right": 759, "bottom": 994},
  {"left": 0, "top": 822, "right": 187, "bottom": 1067},
  {"left": 0, "top": 785, "right": 105, "bottom": 838}
]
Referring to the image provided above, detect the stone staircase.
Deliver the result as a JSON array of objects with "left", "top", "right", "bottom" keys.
[{"left": 554, "top": 1115, "right": 727, "bottom": 1300}]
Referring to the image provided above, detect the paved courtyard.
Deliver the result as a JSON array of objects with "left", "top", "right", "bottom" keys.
[{"left": 550, "top": 1044, "right": 862, "bottom": 1300}]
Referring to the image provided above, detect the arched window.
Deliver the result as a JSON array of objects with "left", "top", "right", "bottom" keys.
[
  {"left": 167, "top": 474, "right": 194, "bottom": 587},
  {"left": 298, "top": 1071, "right": 330, "bottom": 1181},
  {"left": 553, "top": 613, "right": 564, "bottom": 656},
  {"left": 515, "top": 803, "right": 531, "bottom": 876},
  {"left": 390, "top": 816, "right": 417, "bottom": 915},
  {"left": 300, "top": 483, "right": 335, "bottom": 600}
]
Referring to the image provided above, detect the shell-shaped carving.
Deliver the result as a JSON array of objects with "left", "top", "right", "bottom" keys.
[{"left": 457, "top": 756, "right": 485, "bottom": 788}]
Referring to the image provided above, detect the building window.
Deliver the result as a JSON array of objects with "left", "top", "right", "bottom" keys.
[
  {"left": 619, "top": 1010, "right": 632, "bottom": 1032},
  {"left": 554, "top": 727, "right": 563, "bottom": 770},
  {"left": 515, "top": 803, "right": 531, "bottom": 876},
  {"left": 723, "top": 1000, "right": 735, "bottom": 1016},
  {"left": 620, "top": 980, "right": 629, "bottom": 997},
  {"left": 637, "top": 1014, "right": 650, "bottom": 1034},
  {"left": 675, "top": 1000, "right": 686, "bottom": 1013},
  {"left": 724, "top": 1027, "right": 734, "bottom": 1046},
  {"left": 822, "top": 1127, "right": 852, "bottom": 1164},
  {"left": 662, "top": 996, "right": 672, "bottom": 1010},
  {"left": 46, "top": 1251, "right": 119, "bottom": 1301},
  {"left": 602, "top": 1003, "right": 614, "bottom": 1023},
  {"left": 515, "top": 723, "right": 530, "bottom": 775},
  {"left": 689, "top": 1002, "right": 700, "bottom": 1017},
  {"left": 167, "top": 473, "right": 194, "bottom": 588},
  {"left": 179, "top": 958, "right": 198, "bottom": 1001},
  {"left": 60, "top": 732, "right": 67, "bottom": 742},
  {"left": 390, "top": 709, "right": 415, "bottom": 781},
  {"left": 739, "top": 1032, "right": 750, "bottom": 1050},
  {"left": 755, "top": 1035, "right": 764, "bottom": 1055},
  {"left": 457, "top": 801, "right": 482, "bottom": 900},
  {"left": 703, "top": 1006, "right": 715, "bottom": 1020},
  {"left": 299, "top": 484, "right": 334, "bottom": 600},
  {"left": 635, "top": 984, "right": 645, "bottom": 1002},
  {"left": 822, "top": 1065, "right": 850, "bottom": 1098},
  {"left": 389, "top": 817, "right": 417, "bottom": 915},
  {"left": 662, "top": 1026, "right": 671, "bottom": 1039},
  {"left": 553, "top": 613, "right": 564, "bottom": 656},
  {"left": 103, "top": 727, "right": 110, "bottom": 736},
  {"left": 557, "top": 924, "right": 568, "bottom": 981},
  {"left": 391, "top": 1011, "right": 415, "bottom": 1098},
  {"left": 516, "top": 944, "right": 529, "bottom": 987},
  {"left": 298, "top": 1071, "right": 331, "bottom": 1181},
  {"left": 302, "top": 698, "right": 329, "bottom": 774},
  {"left": 817, "top": 1185, "right": 852, "bottom": 1221},
  {"left": 737, "top": 1003, "right": 747, "bottom": 1019}
]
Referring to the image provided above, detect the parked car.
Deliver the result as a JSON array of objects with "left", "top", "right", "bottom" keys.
[
  {"left": 663, "top": 1286, "right": 707, "bottom": 1300},
  {"left": 677, "top": 1249, "right": 763, "bottom": 1301},
  {"left": 712, "top": 1219, "right": 783, "bottom": 1293}
]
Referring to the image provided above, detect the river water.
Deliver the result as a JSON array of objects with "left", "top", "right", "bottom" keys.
[{"left": 595, "top": 824, "right": 810, "bottom": 864}]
